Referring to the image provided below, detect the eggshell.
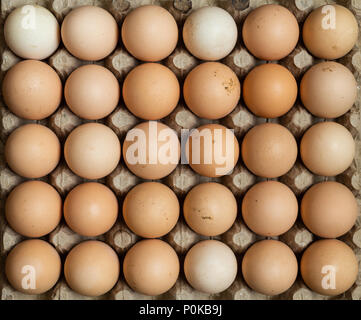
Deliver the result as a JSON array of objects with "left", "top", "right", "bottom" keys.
[
  {"left": 123, "top": 182, "right": 179, "bottom": 238},
  {"left": 6, "top": 181, "right": 62, "bottom": 238},
  {"left": 184, "top": 240, "right": 237, "bottom": 294},
  {"left": 5, "top": 124, "right": 61, "bottom": 178},
  {"left": 241, "top": 123, "right": 297, "bottom": 178},
  {"left": 2, "top": 60, "right": 62, "bottom": 120},
  {"left": 123, "top": 121, "right": 180, "bottom": 180},
  {"left": 123, "top": 63, "right": 180, "bottom": 120},
  {"left": 183, "top": 62, "right": 241, "bottom": 120},
  {"left": 64, "top": 64, "right": 120, "bottom": 120},
  {"left": 183, "top": 6, "right": 237, "bottom": 61},
  {"left": 301, "top": 240, "right": 358, "bottom": 296},
  {"left": 123, "top": 239, "right": 179, "bottom": 296},
  {"left": 64, "top": 241, "right": 120, "bottom": 297},
  {"left": 242, "top": 181, "right": 298, "bottom": 237},
  {"left": 61, "top": 6, "right": 118, "bottom": 61},
  {"left": 301, "top": 182, "right": 358, "bottom": 238},
  {"left": 64, "top": 123, "right": 121, "bottom": 179},
  {"left": 243, "top": 63, "right": 297, "bottom": 118},
  {"left": 303, "top": 4, "right": 358, "bottom": 60},
  {"left": 186, "top": 124, "right": 239, "bottom": 178},
  {"left": 4, "top": 5, "right": 60, "bottom": 60},
  {"left": 300, "top": 122, "right": 355, "bottom": 176},
  {"left": 5, "top": 239, "right": 61, "bottom": 294},
  {"left": 183, "top": 182, "right": 237, "bottom": 236},
  {"left": 64, "top": 182, "right": 118, "bottom": 237},
  {"left": 300, "top": 62, "right": 357, "bottom": 118},
  {"left": 242, "top": 240, "right": 298, "bottom": 296},
  {"left": 242, "top": 4, "right": 299, "bottom": 61},
  {"left": 121, "top": 5, "right": 178, "bottom": 62}
]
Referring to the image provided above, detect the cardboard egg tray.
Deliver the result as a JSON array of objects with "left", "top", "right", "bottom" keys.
[{"left": 0, "top": 0, "right": 360, "bottom": 300}]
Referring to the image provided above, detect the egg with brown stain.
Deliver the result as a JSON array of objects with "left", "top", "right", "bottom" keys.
[{"left": 183, "top": 62, "right": 241, "bottom": 120}]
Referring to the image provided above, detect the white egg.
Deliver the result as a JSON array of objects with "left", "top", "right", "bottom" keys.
[
  {"left": 184, "top": 240, "right": 238, "bottom": 294},
  {"left": 183, "top": 6, "right": 238, "bottom": 61},
  {"left": 4, "top": 5, "right": 60, "bottom": 60}
]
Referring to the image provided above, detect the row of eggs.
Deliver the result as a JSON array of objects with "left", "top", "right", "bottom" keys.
[
  {"left": 5, "top": 237, "right": 358, "bottom": 298},
  {"left": 3, "top": 58, "right": 358, "bottom": 122},
  {"left": 4, "top": 4, "right": 359, "bottom": 62},
  {"left": 4, "top": 120, "right": 355, "bottom": 181},
  {"left": 5, "top": 179, "right": 358, "bottom": 242}
]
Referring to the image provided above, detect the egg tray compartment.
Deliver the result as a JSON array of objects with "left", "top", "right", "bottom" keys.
[{"left": 0, "top": 0, "right": 361, "bottom": 300}]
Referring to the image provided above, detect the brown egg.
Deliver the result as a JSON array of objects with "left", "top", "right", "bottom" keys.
[
  {"left": 242, "top": 181, "right": 298, "bottom": 237},
  {"left": 123, "top": 182, "right": 179, "bottom": 238},
  {"left": 123, "top": 63, "right": 179, "bottom": 120},
  {"left": 241, "top": 123, "right": 297, "bottom": 178},
  {"left": 61, "top": 6, "right": 118, "bottom": 61},
  {"left": 64, "top": 241, "right": 120, "bottom": 297},
  {"left": 123, "top": 239, "right": 179, "bottom": 296},
  {"left": 301, "top": 240, "right": 358, "bottom": 296},
  {"left": 242, "top": 4, "right": 299, "bottom": 61},
  {"left": 6, "top": 181, "right": 62, "bottom": 238},
  {"left": 242, "top": 240, "right": 298, "bottom": 296},
  {"left": 123, "top": 121, "right": 180, "bottom": 180},
  {"left": 64, "top": 64, "right": 120, "bottom": 120},
  {"left": 243, "top": 64, "right": 297, "bottom": 118},
  {"left": 2, "top": 60, "right": 62, "bottom": 120},
  {"left": 303, "top": 5, "right": 358, "bottom": 60},
  {"left": 184, "top": 240, "right": 237, "bottom": 294},
  {"left": 5, "top": 124, "right": 61, "bottom": 178},
  {"left": 5, "top": 240, "right": 61, "bottom": 294},
  {"left": 64, "top": 182, "right": 118, "bottom": 237},
  {"left": 64, "top": 123, "right": 121, "bottom": 179},
  {"left": 183, "top": 62, "right": 241, "bottom": 120},
  {"left": 186, "top": 124, "right": 239, "bottom": 178},
  {"left": 121, "top": 5, "right": 178, "bottom": 62},
  {"left": 300, "top": 122, "right": 355, "bottom": 176},
  {"left": 300, "top": 62, "right": 357, "bottom": 118},
  {"left": 183, "top": 183, "right": 237, "bottom": 236},
  {"left": 301, "top": 182, "right": 357, "bottom": 238}
]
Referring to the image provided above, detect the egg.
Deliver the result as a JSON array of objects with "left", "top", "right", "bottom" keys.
[
  {"left": 64, "top": 123, "right": 121, "bottom": 179},
  {"left": 300, "top": 122, "right": 355, "bottom": 176},
  {"left": 300, "top": 62, "right": 357, "bottom": 118},
  {"left": 301, "top": 182, "right": 357, "bottom": 238},
  {"left": 5, "top": 239, "right": 61, "bottom": 294},
  {"left": 123, "top": 63, "right": 180, "bottom": 120},
  {"left": 183, "top": 62, "right": 241, "bottom": 120},
  {"left": 301, "top": 240, "right": 358, "bottom": 296},
  {"left": 2, "top": 60, "right": 62, "bottom": 120},
  {"left": 64, "top": 182, "right": 118, "bottom": 237},
  {"left": 183, "top": 182, "right": 237, "bottom": 236},
  {"left": 123, "top": 121, "right": 180, "bottom": 180},
  {"left": 64, "top": 241, "right": 120, "bottom": 297},
  {"left": 184, "top": 240, "right": 237, "bottom": 294},
  {"left": 6, "top": 181, "right": 62, "bottom": 238},
  {"left": 61, "top": 6, "right": 118, "bottom": 61},
  {"left": 4, "top": 5, "right": 60, "bottom": 60},
  {"left": 242, "top": 240, "right": 298, "bottom": 296},
  {"left": 123, "top": 182, "right": 179, "bottom": 238},
  {"left": 5, "top": 124, "right": 60, "bottom": 178},
  {"left": 121, "top": 5, "right": 178, "bottom": 62},
  {"left": 242, "top": 4, "right": 299, "bottom": 61},
  {"left": 303, "top": 5, "right": 358, "bottom": 60},
  {"left": 64, "top": 64, "right": 120, "bottom": 120},
  {"left": 186, "top": 124, "right": 239, "bottom": 178},
  {"left": 243, "top": 63, "right": 297, "bottom": 118},
  {"left": 241, "top": 123, "right": 297, "bottom": 178},
  {"left": 183, "top": 6, "right": 237, "bottom": 61},
  {"left": 123, "top": 239, "right": 179, "bottom": 296},
  {"left": 242, "top": 181, "right": 298, "bottom": 237}
]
